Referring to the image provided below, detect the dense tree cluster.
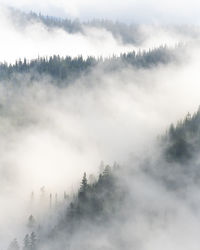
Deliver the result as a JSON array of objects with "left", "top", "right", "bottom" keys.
[
  {"left": 7, "top": 164, "right": 125, "bottom": 250},
  {"left": 162, "top": 109, "right": 200, "bottom": 163},
  {"left": 162, "top": 108, "right": 200, "bottom": 163},
  {"left": 0, "top": 46, "right": 177, "bottom": 83},
  {"left": 69, "top": 165, "right": 123, "bottom": 220},
  {"left": 0, "top": 55, "right": 96, "bottom": 83},
  {"left": 6, "top": 108, "right": 200, "bottom": 250}
]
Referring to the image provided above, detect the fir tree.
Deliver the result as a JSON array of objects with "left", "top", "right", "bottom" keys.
[{"left": 80, "top": 172, "right": 88, "bottom": 193}]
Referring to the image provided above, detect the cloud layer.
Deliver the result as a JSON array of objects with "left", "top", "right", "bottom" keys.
[
  {"left": 0, "top": 7, "right": 137, "bottom": 63},
  {"left": 1, "top": 46, "right": 200, "bottom": 247},
  {"left": 1, "top": 0, "right": 200, "bottom": 24},
  {"left": 1, "top": 3, "right": 200, "bottom": 249}
]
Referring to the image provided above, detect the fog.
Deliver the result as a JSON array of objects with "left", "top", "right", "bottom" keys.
[
  {"left": 0, "top": 7, "right": 198, "bottom": 63},
  {"left": 1, "top": 47, "right": 200, "bottom": 248},
  {"left": 1, "top": 3, "right": 200, "bottom": 250},
  {"left": 1, "top": 0, "right": 200, "bottom": 24},
  {"left": 0, "top": 7, "right": 136, "bottom": 63}
]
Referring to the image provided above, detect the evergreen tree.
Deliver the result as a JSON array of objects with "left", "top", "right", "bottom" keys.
[
  {"left": 80, "top": 172, "right": 88, "bottom": 193},
  {"left": 78, "top": 172, "right": 89, "bottom": 206},
  {"left": 0, "top": 46, "right": 177, "bottom": 83}
]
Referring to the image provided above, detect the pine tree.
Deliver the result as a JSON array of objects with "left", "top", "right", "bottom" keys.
[
  {"left": 78, "top": 172, "right": 88, "bottom": 204},
  {"left": 80, "top": 172, "right": 88, "bottom": 193}
]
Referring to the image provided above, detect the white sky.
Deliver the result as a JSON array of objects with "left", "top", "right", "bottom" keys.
[{"left": 0, "top": 0, "right": 200, "bottom": 24}]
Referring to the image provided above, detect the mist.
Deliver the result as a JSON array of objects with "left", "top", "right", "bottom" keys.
[
  {"left": 0, "top": 7, "right": 136, "bottom": 63},
  {"left": 1, "top": 0, "right": 200, "bottom": 24},
  {"left": 1, "top": 46, "right": 200, "bottom": 248},
  {"left": 1, "top": 3, "right": 200, "bottom": 250},
  {"left": 0, "top": 7, "right": 198, "bottom": 64}
]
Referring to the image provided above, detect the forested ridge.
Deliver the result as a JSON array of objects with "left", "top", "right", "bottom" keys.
[
  {"left": 7, "top": 164, "right": 125, "bottom": 250},
  {"left": 7, "top": 107, "right": 200, "bottom": 250},
  {"left": 0, "top": 46, "right": 177, "bottom": 83},
  {"left": 10, "top": 10, "right": 200, "bottom": 45},
  {"left": 10, "top": 9, "right": 142, "bottom": 45},
  {"left": 2, "top": 9, "right": 200, "bottom": 250}
]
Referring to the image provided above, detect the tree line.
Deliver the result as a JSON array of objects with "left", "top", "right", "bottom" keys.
[
  {"left": 6, "top": 163, "right": 125, "bottom": 250},
  {"left": 0, "top": 46, "right": 177, "bottom": 83}
]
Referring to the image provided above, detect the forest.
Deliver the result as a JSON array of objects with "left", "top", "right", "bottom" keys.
[
  {"left": 2, "top": 4, "right": 200, "bottom": 250},
  {"left": 7, "top": 108, "right": 200, "bottom": 250},
  {"left": 0, "top": 46, "right": 177, "bottom": 83}
]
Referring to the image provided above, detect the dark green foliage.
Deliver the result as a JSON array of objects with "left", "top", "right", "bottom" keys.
[
  {"left": 17, "top": 165, "right": 125, "bottom": 250},
  {"left": 80, "top": 172, "right": 88, "bottom": 193},
  {"left": 120, "top": 46, "right": 175, "bottom": 67},
  {"left": 0, "top": 46, "right": 177, "bottom": 84},
  {"left": 162, "top": 108, "right": 200, "bottom": 163},
  {"left": 78, "top": 172, "right": 88, "bottom": 202},
  {"left": 0, "top": 56, "right": 96, "bottom": 83},
  {"left": 66, "top": 165, "right": 124, "bottom": 223}
]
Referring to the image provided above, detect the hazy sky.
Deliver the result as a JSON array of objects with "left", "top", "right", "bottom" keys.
[{"left": 0, "top": 0, "right": 200, "bottom": 24}]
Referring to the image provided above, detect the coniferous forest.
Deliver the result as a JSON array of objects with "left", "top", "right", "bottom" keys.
[
  {"left": 1, "top": 3, "right": 200, "bottom": 250},
  {"left": 0, "top": 46, "right": 177, "bottom": 83}
]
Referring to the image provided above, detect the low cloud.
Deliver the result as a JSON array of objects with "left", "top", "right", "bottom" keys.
[
  {"left": 1, "top": 4, "right": 200, "bottom": 249},
  {"left": 1, "top": 44, "right": 200, "bottom": 247},
  {"left": 1, "top": 0, "right": 200, "bottom": 24},
  {"left": 0, "top": 7, "right": 136, "bottom": 64}
]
